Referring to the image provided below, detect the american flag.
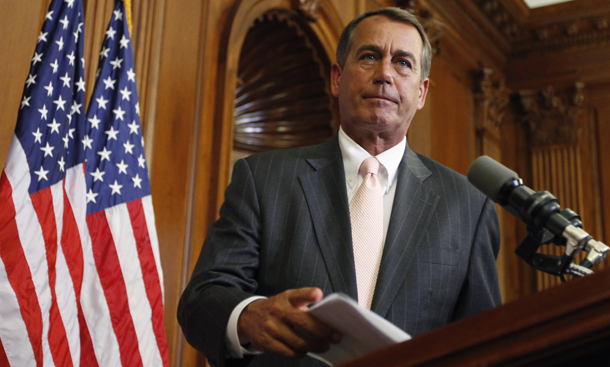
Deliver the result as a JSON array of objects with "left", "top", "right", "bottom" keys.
[{"left": 0, "top": 0, "right": 168, "bottom": 366}]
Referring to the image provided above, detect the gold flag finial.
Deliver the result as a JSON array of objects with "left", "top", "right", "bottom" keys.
[{"left": 123, "top": 0, "right": 133, "bottom": 36}]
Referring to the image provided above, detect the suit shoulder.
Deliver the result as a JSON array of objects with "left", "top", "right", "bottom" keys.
[{"left": 414, "top": 153, "right": 486, "bottom": 199}]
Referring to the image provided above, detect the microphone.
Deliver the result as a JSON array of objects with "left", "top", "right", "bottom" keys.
[{"left": 467, "top": 156, "right": 608, "bottom": 272}]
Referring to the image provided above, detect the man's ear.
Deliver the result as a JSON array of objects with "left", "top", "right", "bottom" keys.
[
  {"left": 330, "top": 63, "right": 342, "bottom": 98},
  {"left": 417, "top": 78, "right": 430, "bottom": 110}
]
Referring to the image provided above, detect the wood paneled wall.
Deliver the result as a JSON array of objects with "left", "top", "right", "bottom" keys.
[{"left": 2, "top": 0, "right": 610, "bottom": 366}]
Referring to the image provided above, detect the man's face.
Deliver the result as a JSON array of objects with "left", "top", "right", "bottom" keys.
[{"left": 331, "top": 15, "right": 429, "bottom": 140}]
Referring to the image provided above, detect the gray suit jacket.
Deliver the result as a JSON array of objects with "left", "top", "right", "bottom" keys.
[{"left": 178, "top": 136, "right": 501, "bottom": 367}]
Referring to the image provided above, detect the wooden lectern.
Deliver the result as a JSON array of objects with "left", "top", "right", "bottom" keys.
[{"left": 338, "top": 267, "right": 610, "bottom": 367}]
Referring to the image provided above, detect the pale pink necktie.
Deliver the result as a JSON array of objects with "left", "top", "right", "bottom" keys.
[{"left": 350, "top": 157, "right": 384, "bottom": 309}]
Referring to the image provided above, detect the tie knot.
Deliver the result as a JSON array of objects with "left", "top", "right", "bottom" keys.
[{"left": 360, "top": 157, "right": 379, "bottom": 176}]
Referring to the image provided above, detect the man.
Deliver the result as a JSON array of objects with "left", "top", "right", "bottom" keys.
[{"left": 178, "top": 7, "right": 501, "bottom": 367}]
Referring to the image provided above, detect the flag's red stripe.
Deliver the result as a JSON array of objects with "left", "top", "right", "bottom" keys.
[
  {"left": 127, "top": 200, "right": 169, "bottom": 366},
  {"left": 60, "top": 181, "right": 99, "bottom": 367},
  {"left": 0, "top": 172, "right": 43, "bottom": 367},
  {"left": 87, "top": 211, "right": 144, "bottom": 367},
  {"left": 0, "top": 336, "right": 8, "bottom": 367},
  {"left": 30, "top": 188, "right": 74, "bottom": 367}
]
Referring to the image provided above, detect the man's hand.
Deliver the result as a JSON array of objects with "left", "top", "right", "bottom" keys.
[{"left": 237, "top": 287, "right": 342, "bottom": 358}]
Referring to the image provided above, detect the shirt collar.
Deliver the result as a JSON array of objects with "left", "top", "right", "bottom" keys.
[{"left": 338, "top": 126, "right": 406, "bottom": 193}]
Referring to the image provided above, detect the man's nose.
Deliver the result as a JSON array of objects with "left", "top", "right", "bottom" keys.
[{"left": 373, "top": 60, "right": 393, "bottom": 85}]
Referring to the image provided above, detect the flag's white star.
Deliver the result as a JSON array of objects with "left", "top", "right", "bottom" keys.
[
  {"left": 106, "top": 26, "right": 116, "bottom": 40},
  {"left": 60, "top": 72, "right": 71, "bottom": 87},
  {"left": 32, "top": 128, "right": 43, "bottom": 143},
  {"left": 82, "top": 135, "right": 93, "bottom": 150},
  {"left": 47, "top": 119, "right": 61, "bottom": 134},
  {"left": 132, "top": 174, "right": 143, "bottom": 188},
  {"left": 58, "top": 156, "right": 65, "bottom": 172},
  {"left": 89, "top": 115, "right": 101, "bottom": 129},
  {"left": 60, "top": 15, "right": 69, "bottom": 29},
  {"left": 46, "top": 10, "right": 54, "bottom": 20},
  {"left": 100, "top": 47, "right": 110, "bottom": 59},
  {"left": 127, "top": 68, "right": 136, "bottom": 82},
  {"left": 138, "top": 154, "right": 146, "bottom": 168},
  {"left": 20, "top": 96, "right": 31, "bottom": 109},
  {"left": 114, "top": 9, "right": 123, "bottom": 20},
  {"left": 68, "top": 128, "right": 75, "bottom": 139},
  {"left": 113, "top": 106, "right": 125, "bottom": 121},
  {"left": 109, "top": 57, "right": 123, "bottom": 70},
  {"left": 32, "top": 52, "right": 43, "bottom": 65},
  {"left": 76, "top": 77, "right": 85, "bottom": 92},
  {"left": 66, "top": 51, "right": 75, "bottom": 65},
  {"left": 39, "top": 104, "right": 49, "bottom": 120},
  {"left": 103, "top": 76, "right": 116, "bottom": 90},
  {"left": 98, "top": 147, "right": 112, "bottom": 161},
  {"left": 62, "top": 134, "right": 69, "bottom": 148},
  {"left": 50, "top": 59, "right": 59, "bottom": 73},
  {"left": 40, "top": 142, "right": 54, "bottom": 157},
  {"left": 119, "top": 35, "right": 130, "bottom": 49},
  {"left": 119, "top": 87, "right": 131, "bottom": 101},
  {"left": 86, "top": 189, "right": 98, "bottom": 203},
  {"left": 96, "top": 96, "right": 108, "bottom": 110},
  {"left": 135, "top": 102, "right": 140, "bottom": 116},
  {"left": 44, "top": 81, "right": 54, "bottom": 97},
  {"left": 123, "top": 141, "right": 135, "bottom": 154},
  {"left": 105, "top": 126, "right": 119, "bottom": 140},
  {"left": 73, "top": 29, "right": 80, "bottom": 42},
  {"left": 127, "top": 120, "right": 140, "bottom": 135},
  {"left": 53, "top": 95, "right": 66, "bottom": 111},
  {"left": 90, "top": 168, "right": 105, "bottom": 182},
  {"left": 55, "top": 36, "right": 64, "bottom": 51},
  {"left": 71, "top": 101, "right": 82, "bottom": 115},
  {"left": 116, "top": 160, "right": 128, "bottom": 174},
  {"left": 38, "top": 31, "right": 48, "bottom": 43},
  {"left": 109, "top": 180, "right": 123, "bottom": 195},
  {"left": 65, "top": 0, "right": 75, "bottom": 8},
  {"left": 25, "top": 74, "right": 36, "bottom": 87},
  {"left": 34, "top": 166, "right": 49, "bottom": 181}
]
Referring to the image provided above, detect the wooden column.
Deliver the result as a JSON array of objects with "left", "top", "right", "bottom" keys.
[{"left": 518, "top": 83, "right": 586, "bottom": 291}]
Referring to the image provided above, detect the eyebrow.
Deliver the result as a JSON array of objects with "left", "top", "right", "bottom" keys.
[{"left": 355, "top": 44, "right": 418, "bottom": 66}]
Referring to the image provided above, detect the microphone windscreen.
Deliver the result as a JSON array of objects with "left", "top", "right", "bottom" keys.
[{"left": 467, "top": 156, "right": 519, "bottom": 202}]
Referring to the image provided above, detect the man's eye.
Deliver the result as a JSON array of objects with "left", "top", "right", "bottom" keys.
[
  {"left": 361, "top": 54, "right": 376, "bottom": 61},
  {"left": 396, "top": 59, "right": 411, "bottom": 68}
]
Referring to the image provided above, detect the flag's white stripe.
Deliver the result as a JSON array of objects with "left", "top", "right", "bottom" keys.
[
  {"left": 142, "top": 195, "right": 164, "bottom": 301},
  {"left": 50, "top": 178, "right": 79, "bottom": 366},
  {"left": 106, "top": 204, "right": 162, "bottom": 367},
  {"left": 4, "top": 135, "right": 55, "bottom": 367},
  {"left": 64, "top": 165, "right": 121, "bottom": 367},
  {"left": 0, "top": 255, "right": 37, "bottom": 367}
]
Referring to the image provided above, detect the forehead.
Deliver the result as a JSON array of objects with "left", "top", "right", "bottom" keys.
[{"left": 351, "top": 15, "right": 423, "bottom": 55}]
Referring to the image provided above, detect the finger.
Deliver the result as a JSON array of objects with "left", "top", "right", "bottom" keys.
[
  {"left": 261, "top": 316, "right": 332, "bottom": 355},
  {"left": 286, "top": 287, "right": 324, "bottom": 309}
]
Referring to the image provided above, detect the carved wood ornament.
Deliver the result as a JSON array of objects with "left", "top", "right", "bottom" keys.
[
  {"left": 474, "top": 68, "right": 510, "bottom": 140},
  {"left": 519, "top": 83, "right": 584, "bottom": 147}
]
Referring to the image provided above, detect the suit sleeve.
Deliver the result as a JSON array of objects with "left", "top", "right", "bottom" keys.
[
  {"left": 177, "top": 158, "right": 262, "bottom": 367},
  {"left": 451, "top": 197, "right": 502, "bottom": 321}
]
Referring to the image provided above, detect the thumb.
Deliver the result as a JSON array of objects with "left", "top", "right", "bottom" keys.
[{"left": 287, "top": 287, "right": 324, "bottom": 310}]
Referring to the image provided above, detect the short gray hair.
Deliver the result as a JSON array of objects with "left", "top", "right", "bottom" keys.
[{"left": 336, "top": 7, "right": 432, "bottom": 81}]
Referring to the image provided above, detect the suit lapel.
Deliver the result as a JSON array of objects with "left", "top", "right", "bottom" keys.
[
  {"left": 371, "top": 148, "right": 440, "bottom": 316},
  {"left": 299, "top": 137, "right": 358, "bottom": 299}
]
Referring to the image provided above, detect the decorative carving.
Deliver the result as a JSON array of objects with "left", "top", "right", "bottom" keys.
[
  {"left": 518, "top": 83, "right": 584, "bottom": 147},
  {"left": 474, "top": 69, "right": 510, "bottom": 140},
  {"left": 478, "top": 0, "right": 519, "bottom": 38},
  {"left": 291, "top": 0, "right": 320, "bottom": 22}
]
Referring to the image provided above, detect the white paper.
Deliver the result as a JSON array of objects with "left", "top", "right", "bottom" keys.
[{"left": 306, "top": 293, "right": 411, "bottom": 366}]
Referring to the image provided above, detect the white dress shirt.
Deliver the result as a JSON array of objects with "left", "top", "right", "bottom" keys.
[{"left": 225, "top": 127, "right": 407, "bottom": 358}]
